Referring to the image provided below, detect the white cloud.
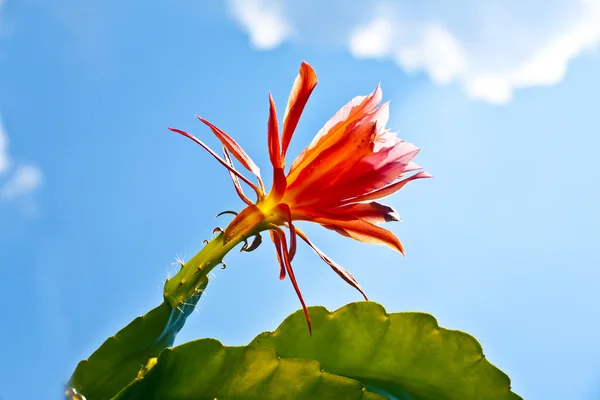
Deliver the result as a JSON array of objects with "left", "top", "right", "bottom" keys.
[
  {"left": 0, "top": 118, "right": 43, "bottom": 202},
  {"left": 349, "top": 18, "right": 394, "bottom": 59},
  {"left": 228, "top": 0, "right": 291, "bottom": 50},
  {"left": 464, "top": 0, "right": 600, "bottom": 103},
  {"left": 0, "top": 165, "right": 43, "bottom": 200},
  {"left": 0, "top": 119, "right": 10, "bottom": 174},
  {"left": 394, "top": 24, "right": 467, "bottom": 86},
  {"left": 227, "top": 0, "right": 600, "bottom": 104}
]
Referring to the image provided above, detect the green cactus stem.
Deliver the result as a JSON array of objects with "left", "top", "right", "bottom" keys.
[{"left": 163, "top": 231, "right": 246, "bottom": 308}]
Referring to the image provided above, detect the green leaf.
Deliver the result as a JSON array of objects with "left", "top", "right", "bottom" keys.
[
  {"left": 112, "top": 339, "right": 388, "bottom": 400},
  {"left": 250, "top": 302, "right": 521, "bottom": 400},
  {"left": 68, "top": 280, "right": 207, "bottom": 400}
]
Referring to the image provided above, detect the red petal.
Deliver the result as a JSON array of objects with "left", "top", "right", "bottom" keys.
[
  {"left": 296, "top": 227, "right": 368, "bottom": 300},
  {"left": 282, "top": 62, "right": 318, "bottom": 159},
  {"left": 270, "top": 230, "right": 286, "bottom": 280},
  {"left": 273, "top": 203, "right": 297, "bottom": 260},
  {"left": 272, "top": 226, "right": 312, "bottom": 335},
  {"left": 196, "top": 116, "right": 262, "bottom": 180},
  {"left": 268, "top": 93, "right": 282, "bottom": 169},
  {"left": 289, "top": 221, "right": 297, "bottom": 262},
  {"left": 270, "top": 167, "right": 287, "bottom": 202}
]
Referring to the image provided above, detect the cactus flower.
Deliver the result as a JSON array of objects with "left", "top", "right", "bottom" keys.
[{"left": 166, "top": 62, "right": 430, "bottom": 333}]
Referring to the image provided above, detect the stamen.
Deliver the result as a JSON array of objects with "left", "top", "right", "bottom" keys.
[{"left": 267, "top": 93, "right": 283, "bottom": 169}]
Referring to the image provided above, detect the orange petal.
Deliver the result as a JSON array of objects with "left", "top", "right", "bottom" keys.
[
  {"left": 282, "top": 62, "right": 318, "bottom": 159},
  {"left": 196, "top": 116, "right": 263, "bottom": 186},
  {"left": 325, "top": 222, "right": 404, "bottom": 255},
  {"left": 328, "top": 202, "right": 400, "bottom": 224},
  {"left": 295, "top": 210, "right": 405, "bottom": 255},
  {"left": 288, "top": 84, "right": 382, "bottom": 180},
  {"left": 296, "top": 227, "right": 368, "bottom": 300},
  {"left": 312, "top": 144, "right": 421, "bottom": 204},
  {"left": 289, "top": 104, "right": 394, "bottom": 197},
  {"left": 223, "top": 204, "right": 265, "bottom": 244},
  {"left": 268, "top": 93, "right": 282, "bottom": 169},
  {"left": 284, "top": 122, "right": 377, "bottom": 206}
]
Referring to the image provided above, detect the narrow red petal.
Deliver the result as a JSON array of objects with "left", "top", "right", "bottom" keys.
[
  {"left": 296, "top": 227, "right": 368, "bottom": 300},
  {"left": 196, "top": 116, "right": 263, "bottom": 186},
  {"left": 289, "top": 221, "right": 297, "bottom": 261},
  {"left": 273, "top": 203, "right": 297, "bottom": 260},
  {"left": 270, "top": 231, "right": 286, "bottom": 280},
  {"left": 168, "top": 127, "right": 263, "bottom": 199},
  {"left": 270, "top": 167, "right": 287, "bottom": 203},
  {"left": 222, "top": 147, "right": 253, "bottom": 206},
  {"left": 282, "top": 62, "right": 318, "bottom": 159},
  {"left": 272, "top": 226, "right": 312, "bottom": 335},
  {"left": 268, "top": 93, "right": 282, "bottom": 169}
]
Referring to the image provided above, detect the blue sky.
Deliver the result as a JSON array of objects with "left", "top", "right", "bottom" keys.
[{"left": 1, "top": 1, "right": 600, "bottom": 399}]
